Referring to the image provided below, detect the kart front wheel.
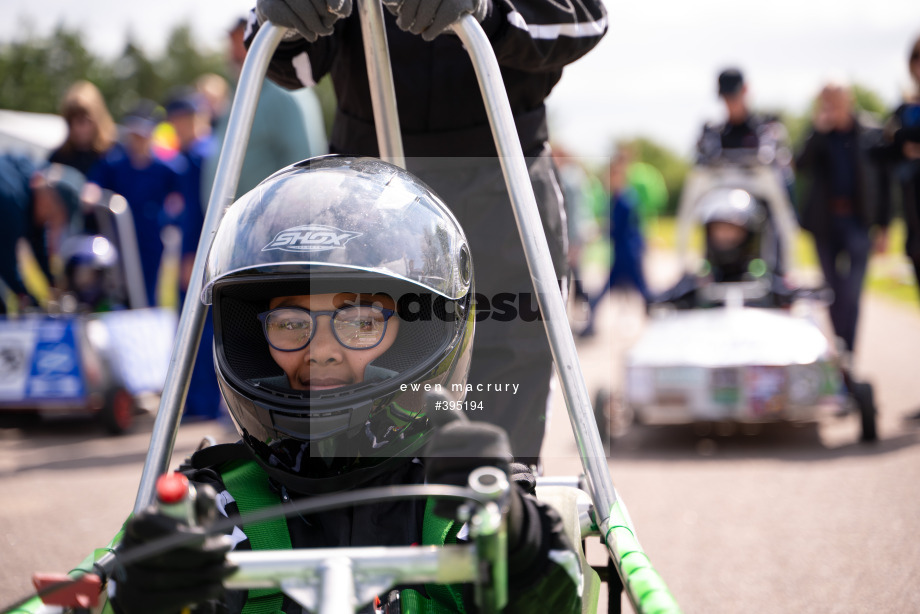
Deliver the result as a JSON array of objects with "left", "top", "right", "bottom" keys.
[
  {"left": 101, "top": 387, "right": 136, "bottom": 435},
  {"left": 851, "top": 381, "right": 877, "bottom": 443},
  {"left": 594, "top": 388, "right": 612, "bottom": 453}
]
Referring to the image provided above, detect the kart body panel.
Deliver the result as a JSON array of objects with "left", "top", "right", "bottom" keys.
[
  {"left": 625, "top": 305, "right": 842, "bottom": 424},
  {"left": 0, "top": 309, "right": 175, "bottom": 419}
]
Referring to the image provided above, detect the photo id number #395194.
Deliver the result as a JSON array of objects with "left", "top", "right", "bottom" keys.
[{"left": 435, "top": 400, "right": 484, "bottom": 411}]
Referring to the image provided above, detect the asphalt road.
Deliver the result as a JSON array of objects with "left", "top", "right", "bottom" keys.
[
  {"left": 1, "top": 258, "right": 919, "bottom": 612},
  {"left": 544, "top": 266, "right": 920, "bottom": 613}
]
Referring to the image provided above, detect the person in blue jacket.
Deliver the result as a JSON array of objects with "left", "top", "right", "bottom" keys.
[
  {"left": 581, "top": 152, "right": 649, "bottom": 337},
  {"left": 0, "top": 156, "right": 84, "bottom": 314},
  {"left": 165, "top": 89, "right": 224, "bottom": 421},
  {"left": 88, "top": 100, "right": 183, "bottom": 307}
]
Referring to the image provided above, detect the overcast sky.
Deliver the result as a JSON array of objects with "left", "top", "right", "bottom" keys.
[{"left": 4, "top": 0, "right": 920, "bottom": 157}]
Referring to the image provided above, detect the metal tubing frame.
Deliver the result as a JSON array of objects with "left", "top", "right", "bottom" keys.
[
  {"left": 226, "top": 545, "right": 478, "bottom": 588},
  {"left": 448, "top": 12, "right": 617, "bottom": 532},
  {"left": 103, "top": 193, "right": 148, "bottom": 309},
  {"left": 450, "top": 15, "right": 678, "bottom": 613},
  {"left": 127, "top": 9, "right": 679, "bottom": 612},
  {"left": 357, "top": 0, "right": 406, "bottom": 167},
  {"left": 318, "top": 557, "right": 355, "bottom": 614},
  {"left": 131, "top": 23, "right": 289, "bottom": 513}
]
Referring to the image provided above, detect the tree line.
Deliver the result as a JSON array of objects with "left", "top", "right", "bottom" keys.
[
  {"left": 1, "top": 22, "right": 893, "bottom": 216},
  {"left": 0, "top": 23, "right": 227, "bottom": 121}
]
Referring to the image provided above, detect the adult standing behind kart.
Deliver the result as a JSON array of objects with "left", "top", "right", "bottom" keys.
[
  {"left": 795, "top": 81, "right": 891, "bottom": 354},
  {"left": 248, "top": 0, "right": 608, "bottom": 466},
  {"left": 698, "top": 68, "right": 795, "bottom": 188},
  {"left": 697, "top": 68, "right": 794, "bottom": 277}
]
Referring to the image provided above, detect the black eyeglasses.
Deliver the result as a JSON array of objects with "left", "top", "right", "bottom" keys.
[{"left": 257, "top": 305, "right": 396, "bottom": 352}]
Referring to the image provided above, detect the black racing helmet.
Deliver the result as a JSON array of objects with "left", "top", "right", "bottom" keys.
[
  {"left": 698, "top": 187, "right": 766, "bottom": 281},
  {"left": 202, "top": 156, "right": 474, "bottom": 494},
  {"left": 60, "top": 235, "right": 122, "bottom": 309}
]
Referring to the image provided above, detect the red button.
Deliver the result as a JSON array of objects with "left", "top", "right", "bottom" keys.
[{"left": 156, "top": 472, "right": 190, "bottom": 504}]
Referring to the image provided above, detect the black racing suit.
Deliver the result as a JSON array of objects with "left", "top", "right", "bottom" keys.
[
  {"left": 245, "top": 0, "right": 607, "bottom": 463},
  {"left": 697, "top": 113, "right": 794, "bottom": 181}
]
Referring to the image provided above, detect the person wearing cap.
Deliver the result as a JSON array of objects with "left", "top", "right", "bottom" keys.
[
  {"left": 0, "top": 156, "right": 85, "bottom": 314},
  {"left": 246, "top": 0, "right": 608, "bottom": 467},
  {"left": 698, "top": 68, "right": 794, "bottom": 174},
  {"left": 165, "top": 89, "right": 224, "bottom": 421},
  {"left": 88, "top": 100, "right": 183, "bottom": 307},
  {"left": 164, "top": 89, "right": 217, "bottom": 287}
]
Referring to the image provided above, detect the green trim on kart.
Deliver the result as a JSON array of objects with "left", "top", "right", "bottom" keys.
[{"left": 605, "top": 501, "right": 681, "bottom": 614}]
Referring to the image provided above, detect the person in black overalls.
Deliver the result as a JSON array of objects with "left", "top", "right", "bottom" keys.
[{"left": 243, "top": 0, "right": 608, "bottom": 466}]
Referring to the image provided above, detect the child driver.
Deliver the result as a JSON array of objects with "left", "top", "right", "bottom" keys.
[{"left": 109, "top": 156, "right": 588, "bottom": 614}]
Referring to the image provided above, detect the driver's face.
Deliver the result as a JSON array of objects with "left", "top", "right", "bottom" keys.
[
  {"left": 708, "top": 221, "right": 748, "bottom": 251},
  {"left": 267, "top": 293, "right": 399, "bottom": 392}
]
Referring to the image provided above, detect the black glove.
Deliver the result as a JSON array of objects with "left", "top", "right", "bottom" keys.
[
  {"left": 424, "top": 421, "right": 540, "bottom": 563},
  {"left": 257, "top": 0, "right": 352, "bottom": 42},
  {"left": 423, "top": 420, "right": 513, "bottom": 516},
  {"left": 112, "top": 510, "right": 236, "bottom": 614},
  {"left": 424, "top": 420, "right": 512, "bottom": 489},
  {"left": 508, "top": 462, "right": 536, "bottom": 496},
  {"left": 382, "top": 0, "right": 489, "bottom": 41}
]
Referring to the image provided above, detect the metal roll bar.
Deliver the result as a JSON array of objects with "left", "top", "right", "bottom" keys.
[
  {"left": 131, "top": 23, "right": 290, "bottom": 514},
  {"left": 127, "top": 9, "right": 680, "bottom": 613}
]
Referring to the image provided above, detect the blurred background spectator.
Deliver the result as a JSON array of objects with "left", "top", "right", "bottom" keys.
[
  {"left": 194, "top": 73, "right": 231, "bottom": 130},
  {"left": 48, "top": 81, "right": 117, "bottom": 176},
  {"left": 625, "top": 151, "right": 669, "bottom": 235},
  {"left": 87, "top": 100, "right": 183, "bottom": 308},
  {"left": 164, "top": 88, "right": 223, "bottom": 422},
  {"left": 581, "top": 150, "right": 650, "bottom": 337},
  {"left": 0, "top": 157, "right": 84, "bottom": 314},
  {"left": 201, "top": 17, "right": 327, "bottom": 202},
  {"left": 795, "top": 80, "right": 890, "bottom": 354},
  {"left": 552, "top": 145, "right": 595, "bottom": 320},
  {"left": 698, "top": 68, "right": 795, "bottom": 195},
  {"left": 878, "top": 34, "right": 920, "bottom": 420},
  {"left": 880, "top": 35, "right": 920, "bottom": 297}
]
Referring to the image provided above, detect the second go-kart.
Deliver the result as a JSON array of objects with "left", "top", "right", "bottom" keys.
[
  {"left": 0, "top": 188, "right": 175, "bottom": 434},
  {"left": 595, "top": 153, "right": 877, "bottom": 446}
]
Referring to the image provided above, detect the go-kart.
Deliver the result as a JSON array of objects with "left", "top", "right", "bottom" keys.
[
  {"left": 0, "top": 190, "right": 176, "bottom": 434},
  {"left": 3, "top": 9, "right": 680, "bottom": 614},
  {"left": 595, "top": 152, "right": 878, "bottom": 445}
]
